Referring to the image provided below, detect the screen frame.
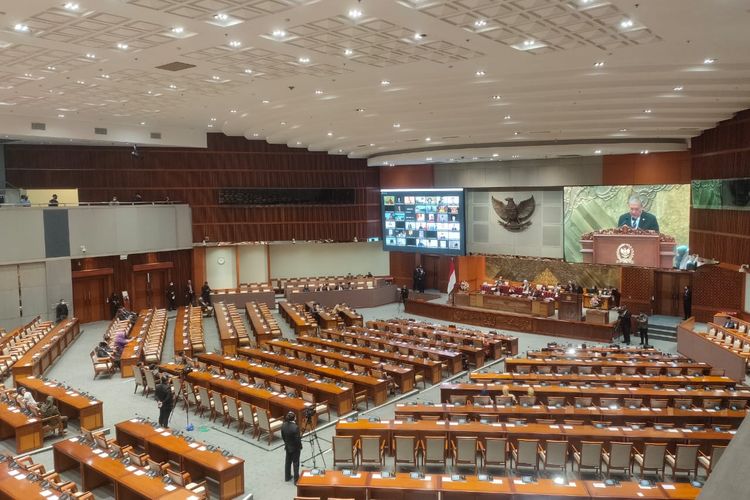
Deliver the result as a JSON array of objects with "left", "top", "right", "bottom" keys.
[{"left": 380, "top": 188, "right": 466, "bottom": 256}]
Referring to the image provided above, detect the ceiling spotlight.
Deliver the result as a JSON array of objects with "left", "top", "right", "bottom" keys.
[
  {"left": 594, "top": 149, "right": 602, "bottom": 154},
  {"left": 619, "top": 128, "right": 628, "bottom": 132},
  {"left": 272, "top": 29, "right": 286, "bottom": 38},
  {"left": 673, "top": 86, "right": 684, "bottom": 91},
  {"left": 210, "top": 117, "right": 216, "bottom": 121},
  {"left": 63, "top": 2, "right": 80, "bottom": 11},
  {"left": 475, "top": 70, "right": 486, "bottom": 77},
  {"left": 426, "top": 157, "right": 432, "bottom": 161},
  {"left": 14, "top": 24, "right": 29, "bottom": 32},
  {"left": 523, "top": 39, "right": 535, "bottom": 47},
  {"left": 327, "top": 131, "right": 333, "bottom": 136},
  {"left": 229, "top": 40, "right": 241, "bottom": 48},
  {"left": 298, "top": 56, "right": 310, "bottom": 63},
  {"left": 76, "top": 80, "right": 85, "bottom": 84},
  {"left": 313, "top": 90, "right": 324, "bottom": 96},
  {"left": 296, "top": 141, "right": 302, "bottom": 145},
  {"left": 644, "top": 109, "right": 652, "bottom": 113},
  {"left": 58, "top": 114, "right": 65, "bottom": 118},
  {"left": 280, "top": 121, "right": 287, "bottom": 125},
  {"left": 230, "top": 109, "right": 237, "bottom": 113},
  {"left": 101, "top": 74, "right": 110, "bottom": 79},
  {"left": 492, "top": 153, "right": 499, "bottom": 158},
  {"left": 252, "top": 133, "right": 259, "bottom": 137},
  {"left": 474, "top": 19, "right": 487, "bottom": 28},
  {"left": 472, "top": 157, "right": 478, "bottom": 160},
  {"left": 116, "top": 42, "right": 129, "bottom": 50},
  {"left": 703, "top": 58, "right": 715, "bottom": 64},
  {"left": 344, "top": 48, "right": 353, "bottom": 56},
  {"left": 262, "top": 99, "right": 270, "bottom": 103},
  {"left": 512, "top": 154, "right": 520, "bottom": 159},
  {"left": 514, "top": 131, "right": 520, "bottom": 135},
  {"left": 504, "top": 115, "right": 511, "bottom": 120},
  {"left": 348, "top": 8, "right": 363, "bottom": 19},
  {"left": 85, "top": 53, "right": 96, "bottom": 59},
  {"left": 356, "top": 108, "right": 365, "bottom": 112},
  {"left": 211, "top": 75, "right": 221, "bottom": 80},
  {"left": 594, "top": 61, "right": 605, "bottom": 68},
  {"left": 171, "top": 27, "right": 184, "bottom": 34},
  {"left": 491, "top": 95, "right": 501, "bottom": 100},
  {"left": 208, "top": 124, "right": 214, "bottom": 128},
  {"left": 393, "top": 122, "right": 400, "bottom": 128},
  {"left": 620, "top": 19, "right": 633, "bottom": 29},
  {"left": 640, "top": 150, "right": 649, "bottom": 154},
  {"left": 425, "top": 137, "right": 431, "bottom": 142},
  {"left": 244, "top": 68, "right": 253, "bottom": 74},
  {"left": 140, "top": 121, "right": 146, "bottom": 125},
  {"left": 380, "top": 80, "right": 391, "bottom": 86},
  {"left": 168, "top": 83, "right": 176, "bottom": 89},
  {"left": 413, "top": 33, "right": 425, "bottom": 40},
  {"left": 46, "top": 66, "right": 56, "bottom": 70},
  {"left": 214, "top": 13, "right": 228, "bottom": 21}
]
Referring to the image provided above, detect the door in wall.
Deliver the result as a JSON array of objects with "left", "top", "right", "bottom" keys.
[
  {"left": 133, "top": 269, "right": 168, "bottom": 311},
  {"left": 421, "top": 255, "right": 441, "bottom": 291},
  {"left": 72, "top": 274, "right": 111, "bottom": 323},
  {"left": 653, "top": 271, "right": 692, "bottom": 317}
]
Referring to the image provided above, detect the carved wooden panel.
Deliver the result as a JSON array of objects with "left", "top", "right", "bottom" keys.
[
  {"left": 620, "top": 266, "right": 654, "bottom": 314},
  {"left": 692, "top": 265, "right": 744, "bottom": 322}
]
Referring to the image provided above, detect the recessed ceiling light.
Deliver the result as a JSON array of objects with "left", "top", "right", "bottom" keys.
[
  {"left": 244, "top": 68, "right": 253, "bottom": 74},
  {"left": 14, "top": 24, "right": 29, "bottom": 32},
  {"left": 314, "top": 89, "right": 324, "bottom": 95},
  {"left": 393, "top": 123, "right": 400, "bottom": 128},
  {"left": 46, "top": 66, "right": 56, "bottom": 70},
  {"left": 380, "top": 80, "right": 391, "bottom": 86},
  {"left": 492, "top": 153, "right": 499, "bottom": 158},
  {"left": 85, "top": 53, "right": 96, "bottom": 59},
  {"left": 58, "top": 114, "right": 65, "bottom": 118},
  {"left": 425, "top": 137, "right": 431, "bottom": 142},
  {"left": 504, "top": 115, "right": 511, "bottom": 120},
  {"left": 76, "top": 80, "right": 85, "bottom": 85},
  {"left": 640, "top": 150, "right": 649, "bottom": 154},
  {"left": 211, "top": 75, "right": 221, "bottom": 80},
  {"left": 369, "top": 143, "right": 375, "bottom": 147},
  {"left": 594, "top": 61, "right": 605, "bottom": 68},
  {"left": 474, "top": 19, "right": 487, "bottom": 27},
  {"left": 426, "top": 157, "right": 432, "bottom": 161},
  {"left": 117, "top": 42, "right": 128, "bottom": 50},
  {"left": 475, "top": 70, "right": 486, "bottom": 77},
  {"left": 101, "top": 74, "right": 110, "bottom": 79},
  {"left": 620, "top": 19, "right": 634, "bottom": 29},
  {"left": 523, "top": 39, "right": 535, "bottom": 47},
  {"left": 594, "top": 149, "right": 602, "bottom": 154},
  {"left": 703, "top": 58, "right": 715, "bottom": 64},
  {"left": 344, "top": 48, "right": 353, "bottom": 56},
  {"left": 280, "top": 121, "right": 287, "bottom": 125},
  {"left": 139, "top": 121, "right": 146, "bottom": 125},
  {"left": 296, "top": 141, "right": 302, "bottom": 145},
  {"left": 262, "top": 99, "right": 270, "bottom": 103},
  {"left": 338, "top": 149, "right": 343, "bottom": 153},
  {"left": 252, "top": 133, "right": 259, "bottom": 137},
  {"left": 327, "top": 131, "right": 333, "bottom": 136},
  {"left": 298, "top": 56, "right": 310, "bottom": 63},
  {"left": 348, "top": 8, "right": 363, "bottom": 19},
  {"left": 644, "top": 109, "right": 652, "bottom": 113},
  {"left": 512, "top": 154, "right": 520, "bottom": 159},
  {"left": 168, "top": 83, "right": 176, "bottom": 89},
  {"left": 491, "top": 95, "right": 501, "bottom": 100},
  {"left": 171, "top": 27, "right": 184, "bottom": 34},
  {"left": 272, "top": 29, "right": 286, "bottom": 38},
  {"left": 23, "top": 73, "right": 32, "bottom": 78},
  {"left": 229, "top": 40, "right": 241, "bottom": 48},
  {"left": 619, "top": 128, "right": 628, "bottom": 132},
  {"left": 356, "top": 108, "right": 365, "bottom": 112},
  {"left": 214, "top": 13, "right": 228, "bottom": 21},
  {"left": 210, "top": 117, "right": 216, "bottom": 121},
  {"left": 208, "top": 124, "right": 214, "bottom": 128},
  {"left": 230, "top": 109, "right": 237, "bottom": 113},
  {"left": 673, "top": 86, "right": 684, "bottom": 91},
  {"left": 413, "top": 33, "right": 425, "bottom": 40},
  {"left": 64, "top": 2, "right": 80, "bottom": 11}
]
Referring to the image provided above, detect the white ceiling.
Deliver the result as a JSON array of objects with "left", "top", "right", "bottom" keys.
[{"left": 0, "top": 0, "right": 749, "bottom": 164}]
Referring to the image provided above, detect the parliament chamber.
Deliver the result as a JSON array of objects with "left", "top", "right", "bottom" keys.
[{"left": 0, "top": 1, "right": 749, "bottom": 499}]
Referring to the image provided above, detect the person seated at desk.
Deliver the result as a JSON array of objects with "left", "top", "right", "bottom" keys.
[
  {"left": 501, "top": 385, "right": 517, "bottom": 404},
  {"left": 95, "top": 341, "right": 111, "bottom": 358},
  {"left": 198, "top": 297, "right": 214, "bottom": 317},
  {"left": 302, "top": 284, "right": 310, "bottom": 292},
  {"left": 522, "top": 280, "right": 531, "bottom": 294},
  {"left": 366, "top": 272, "right": 373, "bottom": 278},
  {"left": 724, "top": 318, "right": 738, "bottom": 329},
  {"left": 16, "top": 387, "right": 38, "bottom": 410},
  {"left": 40, "top": 396, "right": 67, "bottom": 435}
]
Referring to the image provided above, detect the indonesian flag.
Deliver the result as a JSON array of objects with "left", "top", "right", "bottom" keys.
[{"left": 447, "top": 259, "right": 457, "bottom": 295}]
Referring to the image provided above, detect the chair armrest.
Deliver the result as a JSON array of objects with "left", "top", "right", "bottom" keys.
[
  {"left": 698, "top": 450, "right": 709, "bottom": 459},
  {"left": 571, "top": 444, "right": 580, "bottom": 455}
]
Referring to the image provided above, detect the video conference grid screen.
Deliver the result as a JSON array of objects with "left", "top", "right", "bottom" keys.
[{"left": 381, "top": 189, "right": 466, "bottom": 255}]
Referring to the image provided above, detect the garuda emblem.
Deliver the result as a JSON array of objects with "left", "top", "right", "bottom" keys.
[{"left": 492, "top": 195, "right": 535, "bottom": 232}]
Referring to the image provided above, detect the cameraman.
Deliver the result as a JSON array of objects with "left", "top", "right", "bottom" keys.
[
  {"left": 281, "top": 411, "right": 302, "bottom": 484},
  {"left": 400, "top": 286, "right": 409, "bottom": 306}
]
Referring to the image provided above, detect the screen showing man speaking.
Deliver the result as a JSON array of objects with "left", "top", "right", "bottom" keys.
[{"left": 563, "top": 184, "right": 690, "bottom": 264}]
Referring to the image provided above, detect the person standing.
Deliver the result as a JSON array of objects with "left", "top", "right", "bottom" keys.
[
  {"left": 48, "top": 194, "right": 59, "bottom": 207},
  {"left": 55, "top": 299, "right": 68, "bottom": 323},
  {"left": 201, "top": 281, "right": 212, "bottom": 305},
  {"left": 154, "top": 374, "right": 174, "bottom": 427},
  {"left": 683, "top": 286, "right": 692, "bottom": 319},
  {"left": 637, "top": 313, "right": 649, "bottom": 346},
  {"left": 107, "top": 291, "right": 120, "bottom": 319},
  {"left": 281, "top": 411, "right": 302, "bottom": 484},
  {"left": 413, "top": 265, "right": 426, "bottom": 293},
  {"left": 166, "top": 282, "right": 176, "bottom": 311},
  {"left": 185, "top": 280, "right": 195, "bottom": 307},
  {"left": 619, "top": 307, "right": 632, "bottom": 345}
]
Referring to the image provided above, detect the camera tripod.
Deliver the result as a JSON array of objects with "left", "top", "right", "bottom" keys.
[
  {"left": 168, "top": 375, "right": 194, "bottom": 431},
  {"left": 300, "top": 413, "right": 326, "bottom": 469}
]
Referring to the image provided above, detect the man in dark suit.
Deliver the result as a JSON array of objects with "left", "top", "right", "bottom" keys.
[
  {"left": 683, "top": 286, "right": 692, "bottom": 319},
  {"left": 617, "top": 196, "right": 659, "bottom": 232},
  {"left": 281, "top": 412, "right": 302, "bottom": 484}
]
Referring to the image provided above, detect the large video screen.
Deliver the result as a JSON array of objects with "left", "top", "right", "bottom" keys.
[
  {"left": 563, "top": 184, "right": 690, "bottom": 264},
  {"left": 381, "top": 188, "right": 466, "bottom": 255}
]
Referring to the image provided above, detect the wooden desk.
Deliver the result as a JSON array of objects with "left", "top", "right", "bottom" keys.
[
  {"left": 194, "top": 353, "right": 353, "bottom": 415},
  {"left": 120, "top": 312, "right": 148, "bottom": 378},
  {"left": 211, "top": 287, "right": 275, "bottom": 308},
  {"left": 299, "top": 335, "right": 443, "bottom": 385},
  {"left": 0, "top": 460, "right": 83, "bottom": 499},
  {"left": 279, "top": 302, "right": 318, "bottom": 335},
  {"left": 245, "top": 302, "right": 282, "bottom": 346},
  {"left": 469, "top": 372, "right": 738, "bottom": 388},
  {"left": 116, "top": 420, "right": 245, "bottom": 500},
  {"left": 159, "top": 364, "right": 318, "bottom": 426},
  {"left": 394, "top": 403, "right": 747, "bottom": 428},
  {"left": 677, "top": 319, "right": 747, "bottom": 382},
  {"left": 16, "top": 376, "right": 103, "bottom": 430},
  {"left": 440, "top": 382, "right": 750, "bottom": 408},
  {"left": 0, "top": 400, "right": 43, "bottom": 453},
  {"left": 268, "top": 338, "right": 415, "bottom": 394},
  {"left": 505, "top": 358, "right": 712, "bottom": 376},
  {"left": 173, "top": 307, "right": 191, "bottom": 357},
  {"left": 527, "top": 351, "right": 687, "bottom": 362},
  {"left": 237, "top": 347, "right": 388, "bottom": 405},
  {"left": 215, "top": 303, "right": 241, "bottom": 355},
  {"left": 11, "top": 318, "right": 80, "bottom": 379},
  {"left": 338, "top": 307, "right": 364, "bottom": 327},
  {"left": 296, "top": 469, "right": 368, "bottom": 500},
  {"left": 53, "top": 437, "right": 197, "bottom": 499}
]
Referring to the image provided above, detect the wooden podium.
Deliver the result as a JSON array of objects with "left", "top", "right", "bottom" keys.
[
  {"left": 580, "top": 230, "right": 675, "bottom": 269},
  {"left": 558, "top": 292, "right": 582, "bottom": 321}
]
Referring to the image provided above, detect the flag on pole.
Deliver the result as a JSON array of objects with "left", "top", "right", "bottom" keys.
[{"left": 447, "top": 259, "right": 457, "bottom": 295}]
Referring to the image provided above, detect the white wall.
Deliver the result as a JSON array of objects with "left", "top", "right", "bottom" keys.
[
  {"left": 0, "top": 208, "right": 45, "bottom": 263},
  {"left": 238, "top": 246, "right": 268, "bottom": 284},
  {"left": 206, "top": 247, "right": 237, "bottom": 289},
  {"left": 268, "top": 242, "right": 389, "bottom": 279},
  {"left": 467, "top": 190, "right": 564, "bottom": 258}
]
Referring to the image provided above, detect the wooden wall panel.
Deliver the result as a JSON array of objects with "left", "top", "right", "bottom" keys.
[
  {"left": 620, "top": 267, "right": 653, "bottom": 314},
  {"left": 379, "top": 165, "right": 435, "bottom": 189},
  {"left": 602, "top": 152, "right": 691, "bottom": 185},
  {"left": 389, "top": 252, "right": 419, "bottom": 288},
  {"left": 692, "top": 265, "right": 744, "bottom": 322},
  {"left": 5, "top": 133, "right": 381, "bottom": 243}
]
